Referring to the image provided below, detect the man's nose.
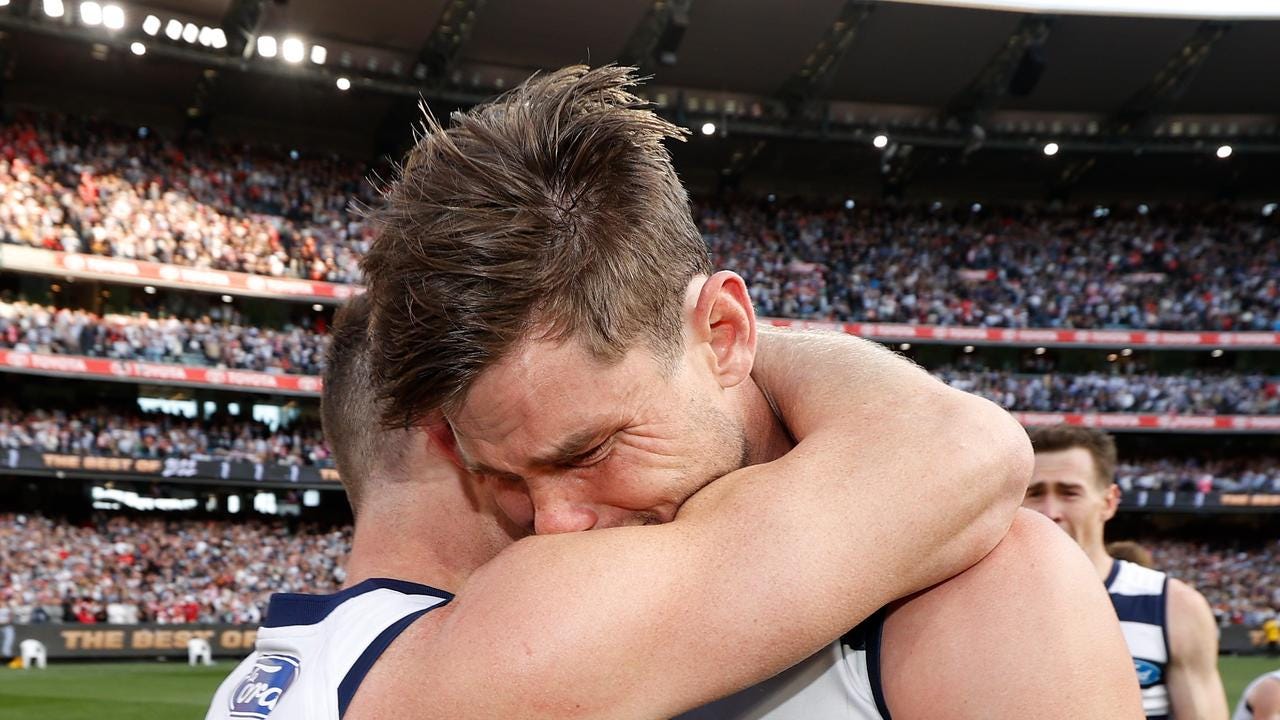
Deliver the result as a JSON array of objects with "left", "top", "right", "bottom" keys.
[
  {"left": 530, "top": 485, "right": 599, "bottom": 535},
  {"left": 1025, "top": 496, "right": 1060, "bottom": 522}
]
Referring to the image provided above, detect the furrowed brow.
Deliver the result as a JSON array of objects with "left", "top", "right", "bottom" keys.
[{"left": 534, "top": 427, "right": 614, "bottom": 467}]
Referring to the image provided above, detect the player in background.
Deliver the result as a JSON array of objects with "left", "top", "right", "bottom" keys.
[
  {"left": 1025, "top": 424, "right": 1229, "bottom": 720},
  {"left": 1236, "top": 670, "right": 1280, "bottom": 720}
]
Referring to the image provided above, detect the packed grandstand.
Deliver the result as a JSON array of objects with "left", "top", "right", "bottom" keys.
[
  {"left": 0, "top": 110, "right": 1275, "bottom": 639},
  {"left": 0, "top": 512, "right": 1274, "bottom": 630}
]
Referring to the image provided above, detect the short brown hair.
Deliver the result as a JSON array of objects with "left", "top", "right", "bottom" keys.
[
  {"left": 1027, "top": 424, "right": 1117, "bottom": 490},
  {"left": 361, "top": 65, "right": 711, "bottom": 429},
  {"left": 320, "top": 293, "right": 413, "bottom": 512},
  {"left": 1106, "top": 541, "right": 1154, "bottom": 568}
]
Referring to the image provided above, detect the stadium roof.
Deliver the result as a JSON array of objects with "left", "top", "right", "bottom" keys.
[{"left": 4, "top": 0, "right": 1280, "bottom": 195}]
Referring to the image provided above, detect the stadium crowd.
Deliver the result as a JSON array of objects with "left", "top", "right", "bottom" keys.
[
  {"left": 938, "top": 368, "right": 1280, "bottom": 416},
  {"left": 0, "top": 300, "right": 328, "bottom": 376},
  {"left": 1151, "top": 539, "right": 1280, "bottom": 628},
  {"left": 0, "top": 513, "right": 1272, "bottom": 628},
  {"left": 1, "top": 401, "right": 1275, "bottom": 490},
  {"left": 0, "top": 118, "right": 373, "bottom": 283},
  {"left": 0, "top": 513, "right": 347, "bottom": 626},
  {"left": 1, "top": 115, "right": 1278, "bottom": 331},
  {"left": 705, "top": 204, "right": 1280, "bottom": 331},
  {"left": 1117, "top": 457, "right": 1280, "bottom": 494},
  {"left": 0, "top": 403, "right": 329, "bottom": 468}
]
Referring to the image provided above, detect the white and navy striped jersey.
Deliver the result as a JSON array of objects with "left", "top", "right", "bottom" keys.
[
  {"left": 204, "top": 578, "right": 452, "bottom": 720},
  {"left": 679, "top": 610, "right": 891, "bottom": 720},
  {"left": 206, "top": 577, "right": 889, "bottom": 720},
  {"left": 1234, "top": 670, "right": 1280, "bottom": 720},
  {"left": 1107, "top": 559, "right": 1171, "bottom": 720}
]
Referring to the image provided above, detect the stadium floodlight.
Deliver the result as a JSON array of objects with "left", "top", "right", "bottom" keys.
[
  {"left": 182, "top": 22, "right": 197, "bottom": 44},
  {"left": 1138, "top": 203, "right": 1150, "bottom": 215},
  {"left": 210, "top": 28, "right": 227, "bottom": 49},
  {"left": 700, "top": 122, "right": 716, "bottom": 136},
  {"left": 143, "top": 285, "right": 156, "bottom": 294},
  {"left": 312, "top": 303, "right": 324, "bottom": 312},
  {"left": 129, "top": 41, "right": 145, "bottom": 55},
  {"left": 1034, "top": 347, "right": 1046, "bottom": 355},
  {"left": 883, "top": 1, "right": 1280, "bottom": 20},
  {"left": 79, "top": 1, "right": 102, "bottom": 26},
  {"left": 142, "top": 14, "right": 159, "bottom": 35},
  {"left": 1216, "top": 144, "right": 1233, "bottom": 159},
  {"left": 872, "top": 134, "right": 889, "bottom": 149},
  {"left": 1210, "top": 349, "right": 1224, "bottom": 358},
  {"left": 971, "top": 202, "right": 982, "bottom": 213},
  {"left": 844, "top": 198, "right": 855, "bottom": 210},
  {"left": 1042, "top": 141, "right": 1059, "bottom": 156},
  {"left": 963, "top": 345, "right": 975, "bottom": 353},
  {"left": 165, "top": 18, "right": 181, "bottom": 40},
  {"left": 43, "top": 0, "right": 64, "bottom": 18},
  {"left": 0, "top": 1, "right": 9, "bottom": 7},
  {"left": 1264, "top": 203, "right": 1278, "bottom": 217},
  {"left": 256, "top": 34, "right": 278, "bottom": 58},
  {"left": 335, "top": 76, "right": 351, "bottom": 91},
  {"left": 281, "top": 37, "right": 305, "bottom": 63},
  {"left": 310, "top": 44, "right": 327, "bottom": 64},
  {"left": 221, "top": 294, "right": 232, "bottom": 303},
  {"left": 101, "top": 3, "right": 122, "bottom": 29},
  {"left": 197, "top": 26, "right": 212, "bottom": 46},
  {"left": 899, "top": 343, "right": 912, "bottom": 351}
]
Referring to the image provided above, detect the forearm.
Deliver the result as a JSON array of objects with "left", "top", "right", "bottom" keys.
[
  {"left": 750, "top": 328, "right": 1031, "bottom": 595},
  {"left": 1169, "top": 671, "right": 1230, "bottom": 720}
]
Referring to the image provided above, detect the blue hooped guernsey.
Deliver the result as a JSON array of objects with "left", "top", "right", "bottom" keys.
[
  {"left": 1106, "top": 559, "right": 1172, "bottom": 720},
  {"left": 206, "top": 577, "right": 894, "bottom": 719},
  {"left": 205, "top": 578, "right": 453, "bottom": 720}
]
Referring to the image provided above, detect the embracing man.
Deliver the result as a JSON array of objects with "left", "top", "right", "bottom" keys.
[{"left": 206, "top": 65, "right": 1139, "bottom": 720}]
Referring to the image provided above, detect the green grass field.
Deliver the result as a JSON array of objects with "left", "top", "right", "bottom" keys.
[{"left": 0, "top": 655, "right": 1275, "bottom": 719}]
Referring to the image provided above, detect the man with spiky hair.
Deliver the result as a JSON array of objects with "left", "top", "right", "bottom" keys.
[{"left": 209, "top": 67, "right": 1140, "bottom": 720}]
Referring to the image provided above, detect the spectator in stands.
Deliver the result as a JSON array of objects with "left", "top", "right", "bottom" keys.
[
  {"left": 0, "top": 513, "right": 349, "bottom": 627},
  {"left": 0, "top": 300, "right": 328, "bottom": 376},
  {"left": 0, "top": 402, "right": 330, "bottom": 467}
]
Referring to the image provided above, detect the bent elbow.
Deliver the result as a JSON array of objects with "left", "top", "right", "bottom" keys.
[{"left": 949, "top": 393, "right": 1033, "bottom": 549}]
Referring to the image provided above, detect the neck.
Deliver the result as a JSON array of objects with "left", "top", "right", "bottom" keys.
[
  {"left": 344, "top": 506, "right": 466, "bottom": 592},
  {"left": 740, "top": 376, "right": 798, "bottom": 465},
  {"left": 343, "top": 485, "right": 515, "bottom": 592},
  {"left": 1084, "top": 541, "right": 1115, "bottom": 582}
]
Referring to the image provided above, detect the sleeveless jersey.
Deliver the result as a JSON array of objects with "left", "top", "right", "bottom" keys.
[
  {"left": 204, "top": 578, "right": 452, "bottom": 720},
  {"left": 207, "top": 576, "right": 889, "bottom": 719},
  {"left": 679, "top": 610, "right": 891, "bottom": 720},
  {"left": 1106, "top": 559, "right": 1171, "bottom": 720},
  {"left": 1234, "top": 670, "right": 1280, "bottom": 720}
]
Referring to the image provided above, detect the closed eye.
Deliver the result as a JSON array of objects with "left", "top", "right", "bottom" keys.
[{"left": 565, "top": 440, "right": 613, "bottom": 468}]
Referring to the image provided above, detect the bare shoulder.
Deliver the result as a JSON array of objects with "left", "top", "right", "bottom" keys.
[
  {"left": 1165, "top": 575, "right": 1219, "bottom": 659},
  {"left": 1251, "top": 676, "right": 1280, "bottom": 716},
  {"left": 1166, "top": 576, "right": 1215, "bottom": 624},
  {"left": 880, "top": 509, "right": 1143, "bottom": 719}
]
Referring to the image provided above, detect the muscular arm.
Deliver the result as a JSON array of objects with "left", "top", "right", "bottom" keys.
[
  {"left": 353, "top": 328, "right": 1031, "bottom": 719},
  {"left": 882, "top": 510, "right": 1144, "bottom": 719},
  {"left": 1166, "top": 578, "right": 1229, "bottom": 720},
  {"left": 751, "top": 328, "right": 1028, "bottom": 592},
  {"left": 1248, "top": 678, "right": 1280, "bottom": 720}
]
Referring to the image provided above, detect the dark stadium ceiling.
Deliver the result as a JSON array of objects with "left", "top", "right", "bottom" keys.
[{"left": 6, "top": 0, "right": 1280, "bottom": 190}]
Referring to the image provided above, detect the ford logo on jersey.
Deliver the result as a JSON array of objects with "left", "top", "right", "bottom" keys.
[
  {"left": 1133, "top": 659, "right": 1162, "bottom": 688},
  {"left": 229, "top": 654, "right": 301, "bottom": 719}
]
